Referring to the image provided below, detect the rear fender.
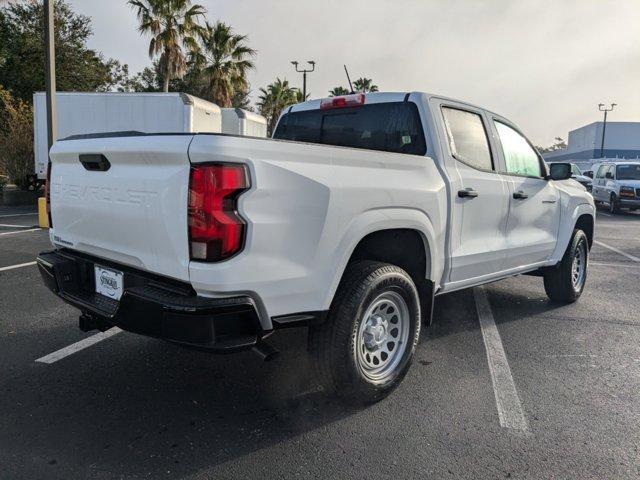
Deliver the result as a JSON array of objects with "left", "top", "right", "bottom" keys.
[{"left": 322, "top": 208, "right": 442, "bottom": 310}]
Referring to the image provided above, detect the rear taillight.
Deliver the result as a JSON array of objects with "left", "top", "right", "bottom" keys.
[
  {"left": 320, "top": 93, "right": 366, "bottom": 110},
  {"left": 188, "top": 164, "right": 250, "bottom": 262},
  {"left": 45, "top": 161, "right": 52, "bottom": 227}
]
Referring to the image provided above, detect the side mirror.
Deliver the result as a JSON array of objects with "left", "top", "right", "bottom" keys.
[
  {"left": 548, "top": 163, "right": 572, "bottom": 181},
  {"left": 585, "top": 171, "right": 593, "bottom": 178},
  {"left": 605, "top": 172, "right": 614, "bottom": 180}
]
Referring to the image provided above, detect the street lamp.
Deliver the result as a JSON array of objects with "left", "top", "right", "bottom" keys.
[
  {"left": 598, "top": 103, "right": 616, "bottom": 159},
  {"left": 291, "top": 60, "right": 316, "bottom": 100},
  {"left": 44, "top": 0, "right": 57, "bottom": 151}
]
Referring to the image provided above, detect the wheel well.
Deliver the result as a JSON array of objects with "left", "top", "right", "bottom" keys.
[
  {"left": 348, "top": 229, "right": 428, "bottom": 284},
  {"left": 575, "top": 214, "right": 594, "bottom": 248},
  {"left": 346, "top": 229, "right": 434, "bottom": 323}
]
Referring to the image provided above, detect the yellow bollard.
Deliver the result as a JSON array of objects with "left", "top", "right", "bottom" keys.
[{"left": 38, "top": 197, "right": 49, "bottom": 229}]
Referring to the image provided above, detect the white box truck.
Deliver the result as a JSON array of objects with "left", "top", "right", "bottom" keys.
[
  {"left": 33, "top": 92, "right": 222, "bottom": 179},
  {"left": 221, "top": 108, "right": 268, "bottom": 138}
]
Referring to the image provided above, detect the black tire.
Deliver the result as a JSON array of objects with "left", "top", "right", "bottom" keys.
[
  {"left": 308, "top": 261, "right": 421, "bottom": 404},
  {"left": 543, "top": 229, "right": 589, "bottom": 303},
  {"left": 609, "top": 193, "right": 620, "bottom": 214}
]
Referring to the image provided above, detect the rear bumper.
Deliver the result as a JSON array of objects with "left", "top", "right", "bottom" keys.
[{"left": 36, "top": 250, "right": 266, "bottom": 352}]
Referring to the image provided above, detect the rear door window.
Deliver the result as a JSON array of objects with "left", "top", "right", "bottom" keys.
[
  {"left": 274, "top": 102, "right": 427, "bottom": 156},
  {"left": 441, "top": 107, "right": 493, "bottom": 171}
]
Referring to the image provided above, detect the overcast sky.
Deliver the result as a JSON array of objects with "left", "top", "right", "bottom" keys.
[{"left": 66, "top": 0, "right": 639, "bottom": 146}]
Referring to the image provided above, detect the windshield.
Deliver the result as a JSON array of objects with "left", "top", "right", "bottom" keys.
[{"left": 616, "top": 164, "right": 640, "bottom": 180}]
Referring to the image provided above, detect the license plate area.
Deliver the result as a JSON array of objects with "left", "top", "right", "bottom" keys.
[{"left": 94, "top": 265, "right": 124, "bottom": 301}]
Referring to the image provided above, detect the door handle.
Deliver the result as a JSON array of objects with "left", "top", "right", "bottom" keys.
[
  {"left": 458, "top": 188, "right": 479, "bottom": 199},
  {"left": 513, "top": 191, "right": 528, "bottom": 200}
]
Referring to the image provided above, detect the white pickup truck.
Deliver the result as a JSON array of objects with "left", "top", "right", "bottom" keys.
[{"left": 38, "top": 92, "right": 595, "bottom": 403}]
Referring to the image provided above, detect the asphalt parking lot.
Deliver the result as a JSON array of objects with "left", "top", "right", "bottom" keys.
[{"left": 1, "top": 206, "right": 639, "bottom": 479}]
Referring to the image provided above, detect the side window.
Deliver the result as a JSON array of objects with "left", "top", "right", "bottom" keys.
[
  {"left": 607, "top": 165, "right": 615, "bottom": 179},
  {"left": 494, "top": 121, "right": 543, "bottom": 178},
  {"left": 442, "top": 107, "right": 493, "bottom": 171},
  {"left": 595, "top": 166, "right": 606, "bottom": 179}
]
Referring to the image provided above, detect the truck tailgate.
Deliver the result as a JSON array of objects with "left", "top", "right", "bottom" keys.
[{"left": 48, "top": 134, "right": 193, "bottom": 281}]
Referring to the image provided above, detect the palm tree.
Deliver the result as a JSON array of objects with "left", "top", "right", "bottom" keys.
[
  {"left": 128, "top": 0, "right": 206, "bottom": 92},
  {"left": 294, "top": 89, "right": 309, "bottom": 103},
  {"left": 195, "top": 21, "right": 256, "bottom": 107},
  {"left": 353, "top": 77, "right": 379, "bottom": 93},
  {"left": 257, "top": 78, "right": 298, "bottom": 135},
  {"left": 329, "top": 86, "right": 350, "bottom": 97}
]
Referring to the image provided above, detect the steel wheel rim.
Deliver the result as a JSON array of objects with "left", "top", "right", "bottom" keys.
[
  {"left": 571, "top": 241, "right": 587, "bottom": 290},
  {"left": 355, "top": 291, "right": 410, "bottom": 382}
]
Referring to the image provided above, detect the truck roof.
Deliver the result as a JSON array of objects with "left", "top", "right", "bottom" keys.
[{"left": 288, "top": 91, "right": 504, "bottom": 118}]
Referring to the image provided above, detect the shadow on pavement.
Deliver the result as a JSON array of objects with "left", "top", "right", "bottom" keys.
[{"left": 0, "top": 326, "right": 360, "bottom": 478}]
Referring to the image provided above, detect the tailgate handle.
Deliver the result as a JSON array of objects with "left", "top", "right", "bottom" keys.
[{"left": 79, "top": 154, "right": 111, "bottom": 172}]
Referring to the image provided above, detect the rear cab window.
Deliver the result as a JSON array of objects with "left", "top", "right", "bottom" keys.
[{"left": 273, "top": 102, "right": 427, "bottom": 156}]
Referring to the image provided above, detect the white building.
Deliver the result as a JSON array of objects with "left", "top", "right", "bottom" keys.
[{"left": 543, "top": 122, "right": 640, "bottom": 163}]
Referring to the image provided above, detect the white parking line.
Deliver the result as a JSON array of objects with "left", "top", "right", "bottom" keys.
[
  {"left": 0, "top": 228, "right": 41, "bottom": 237},
  {"left": 0, "top": 212, "right": 38, "bottom": 218},
  {"left": 594, "top": 240, "right": 640, "bottom": 263},
  {"left": 590, "top": 261, "right": 640, "bottom": 269},
  {"left": 35, "top": 328, "right": 123, "bottom": 364},
  {"left": 0, "top": 261, "right": 37, "bottom": 272},
  {"left": 0, "top": 223, "right": 35, "bottom": 228},
  {"left": 473, "top": 287, "right": 529, "bottom": 432}
]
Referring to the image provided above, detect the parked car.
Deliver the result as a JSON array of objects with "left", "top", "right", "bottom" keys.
[
  {"left": 37, "top": 92, "right": 595, "bottom": 403},
  {"left": 570, "top": 163, "right": 593, "bottom": 192},
  {"left": 592, "top": 161, "right": 640, "bottom": 213}
]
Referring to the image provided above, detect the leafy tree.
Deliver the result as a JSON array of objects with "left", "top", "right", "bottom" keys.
[
  {"left": 536, "top": 137, "right": 567, "bottom": 154},
  {"left": 231, "top": 86, "right": 253, "bottom": 111},
  {"left": 0, "top": 0, "right": 129, "bottom": 103},
  {"left": 128, "top": 0, "right": 206, "bottom": 92},
  {"left": 0, "top": 86, "right": 33, "bottom": 189},
  {"left": 329, "top": 86, "right": 350, "bottom": 97},
  {"left": 352, "top": 77, "right": 378, "bottom": 93},
  {"left": 257, "top": 78, "right": 299, "bottom": 135},
  {"left": 194, "top": 21, "right": 255, "bottom": 107}
]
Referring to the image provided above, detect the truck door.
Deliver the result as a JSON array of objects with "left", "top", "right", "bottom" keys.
[
  {"left": 437, "top": 103, "right": 511, "bottom": 284},
  {"left": 490, "top": 119, "right": 561, "bottom": 269}
]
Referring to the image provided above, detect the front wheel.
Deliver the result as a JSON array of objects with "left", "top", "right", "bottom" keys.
[
  {"left": 543, "top": 229, "right": 589, "bottom": 303},
  {"left": 609, "top": 193, "right": 620, "bottom": 214},
  {"left": 308, "top": 261, "right": 421, "bottom": 404}
]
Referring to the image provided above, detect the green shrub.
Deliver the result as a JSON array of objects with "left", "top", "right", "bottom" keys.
[{"left": 0, "top": 86, "right": 34, "bottom": 190}]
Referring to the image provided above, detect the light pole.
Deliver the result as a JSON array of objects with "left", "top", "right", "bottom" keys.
[
  {"left": 291, "top": 60, "right": 315, "bottom": 100},
  {"left": 598, "top": 103, "right": 616, "bottom": 158}
]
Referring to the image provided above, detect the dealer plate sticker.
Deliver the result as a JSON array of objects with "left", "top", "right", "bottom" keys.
[{"left": 95, "top": 265, "right": 123, "bottom": 301}]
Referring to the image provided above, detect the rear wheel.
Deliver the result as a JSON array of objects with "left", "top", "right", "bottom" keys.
[
  {"left": 309, "top": 261, "right": 421, "bottom": 404},
  {"left": 543, "top": 229, "right": 589, "bottom": 303}
]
